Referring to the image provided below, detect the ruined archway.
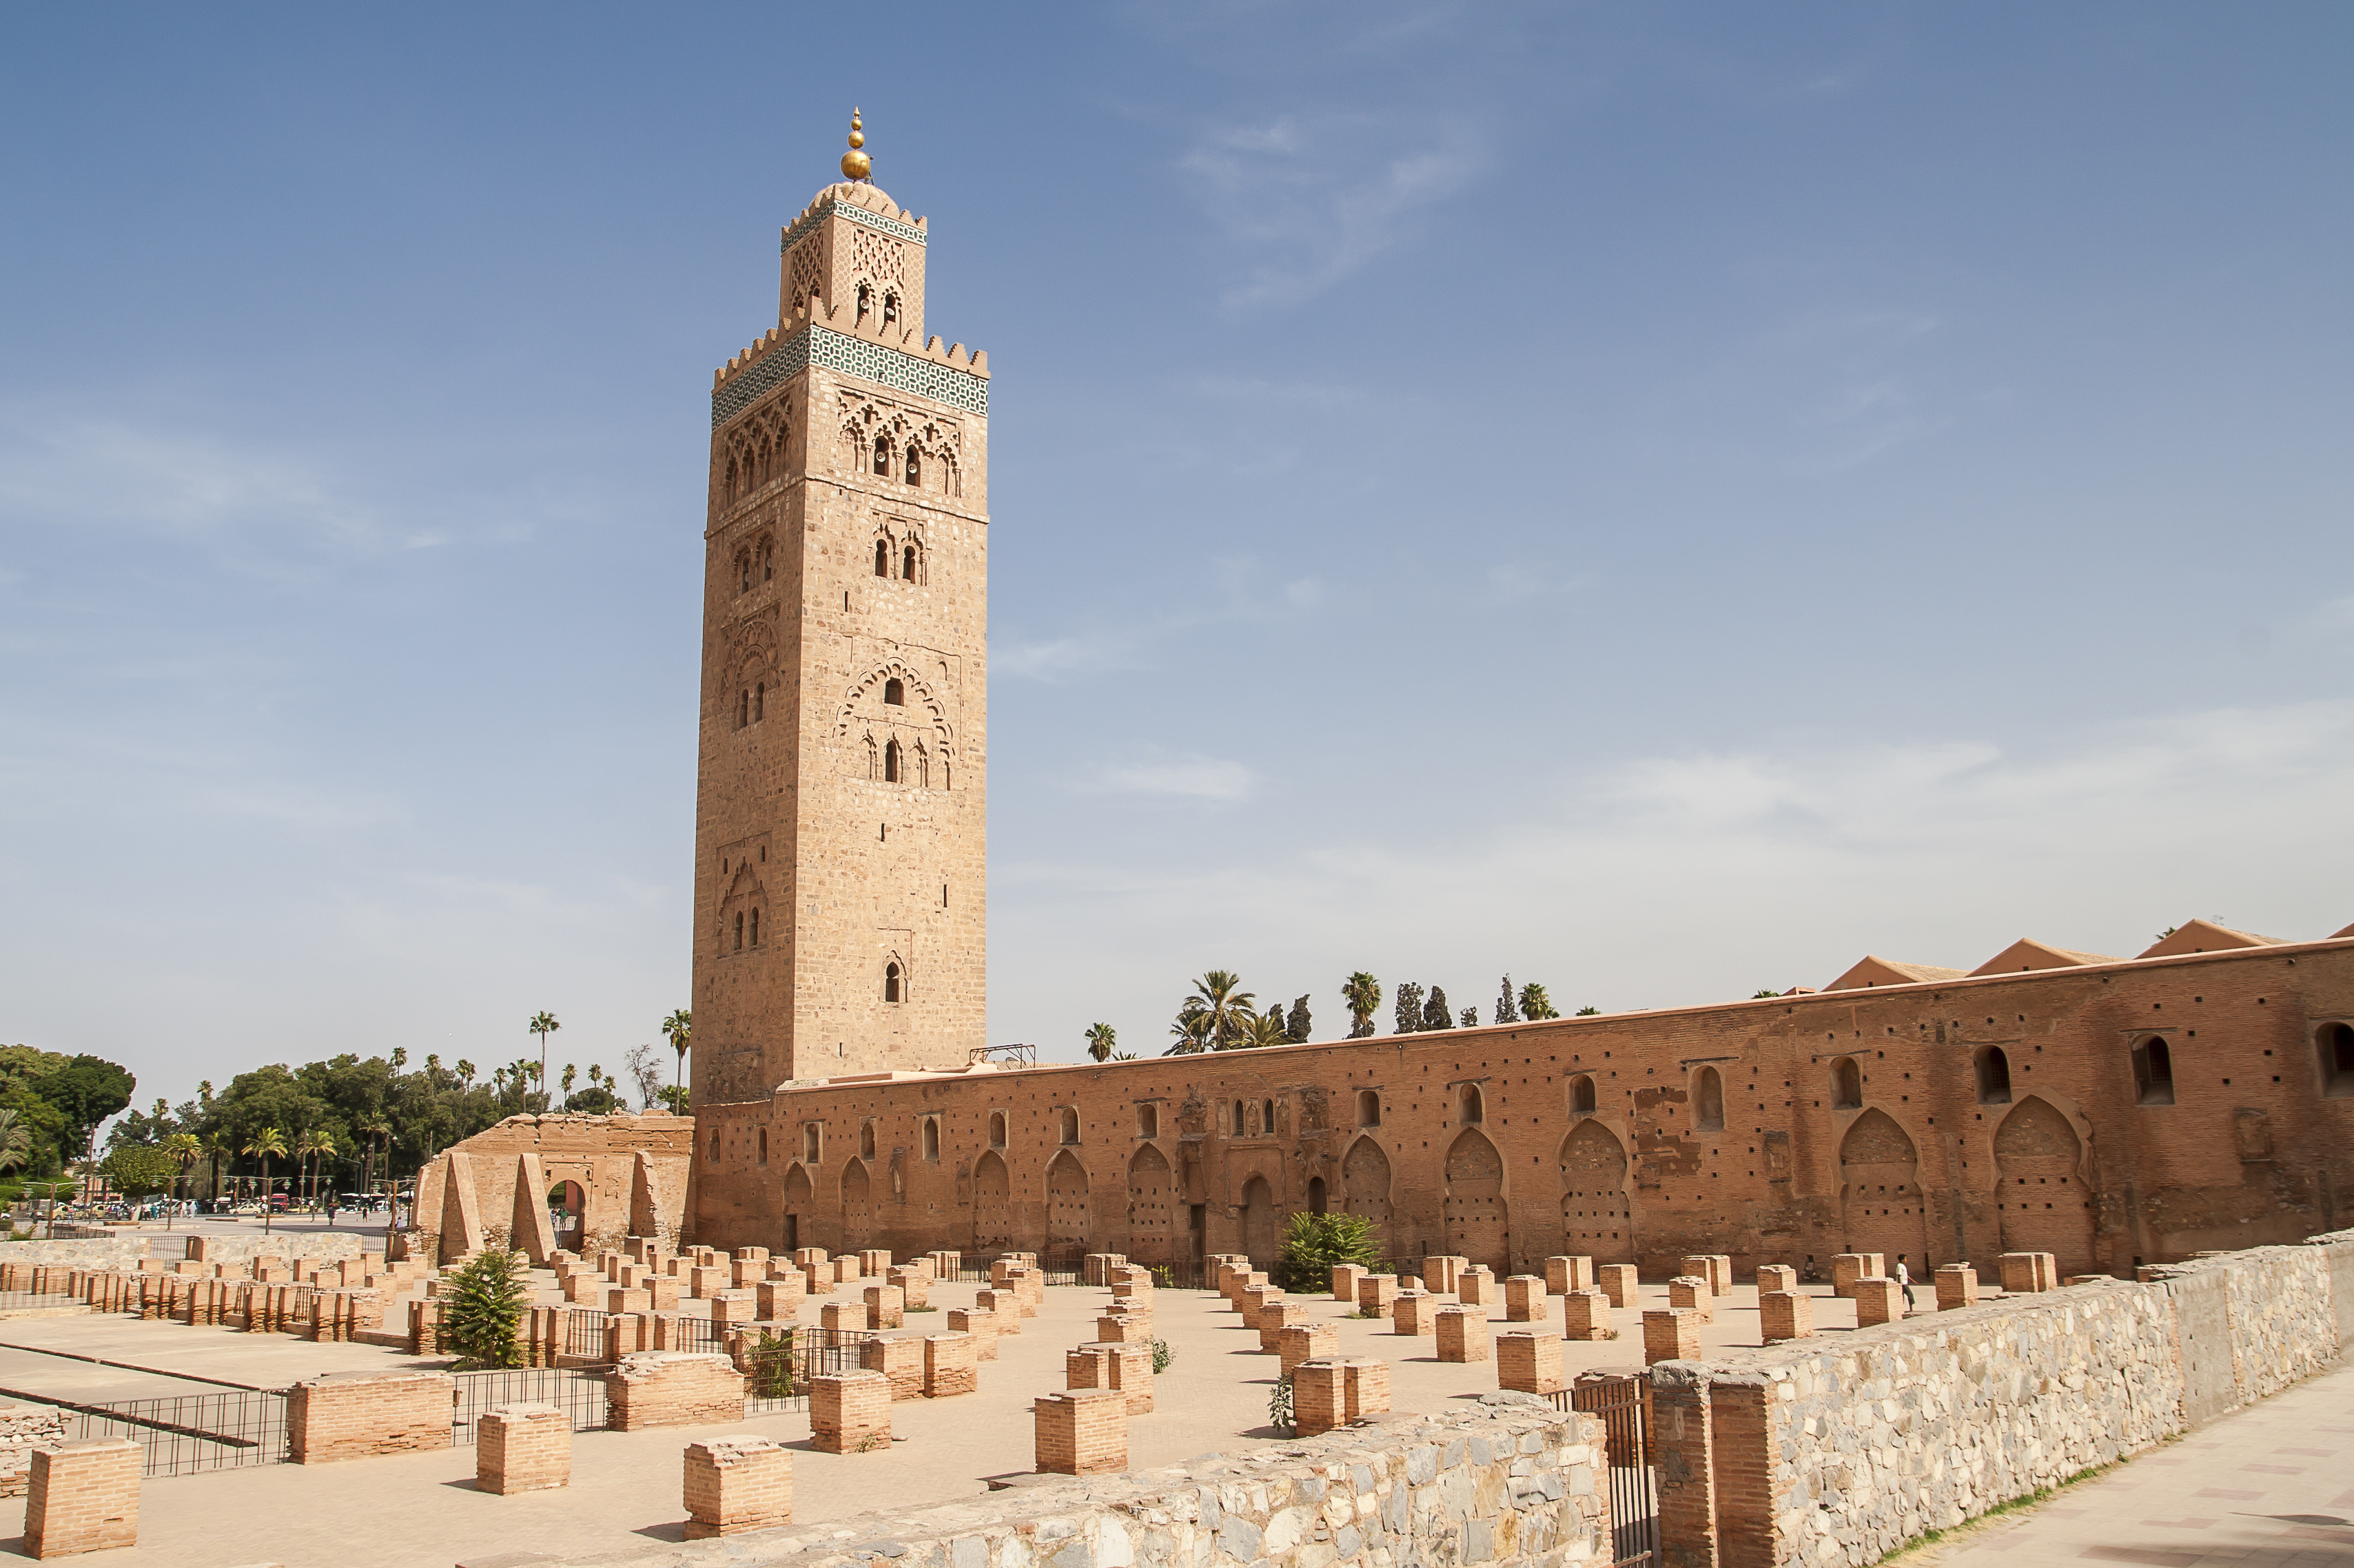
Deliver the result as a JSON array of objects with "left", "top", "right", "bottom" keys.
[
  {"left": 781, "top": 1164, "right": 812, "bottom": 1256},
  {"left": 1994, "top": 1096, "right": 2096, "bottom": 1275},
  {"left": 1838, "top": 1109, "right": 1928, "bottom": 1272},
  {"left": 1125, "top": 1144, "right": 1174, "bottom": 1262},
  {"left": 1558, "top": 1120, "right": 1633, "bottom": 1263},
  {"left": 972, "top": 1150, "right": 1010, "bottom": 1252},
  {"left": 841, "top": 1159, "right": 873, "bottom": 1250},
  {"left": 1443, "top": 1128, "right": 1509, "bottom": 1270},
  {"left": 1240, "top": 1174, "right": 1278, "bottom": 1266},
  {"left": 1341, "top": 1135, "right": 1393, "bottom": 1250},
  {"left": 1046, "top": 1150, "right": 1090, "bottom": 1255}
]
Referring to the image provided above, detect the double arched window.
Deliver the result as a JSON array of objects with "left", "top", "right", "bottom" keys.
[{"left": 874, "top": 539, "right": 890, "bottom": 577}]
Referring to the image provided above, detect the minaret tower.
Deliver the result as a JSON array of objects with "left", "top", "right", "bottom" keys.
[{"left": 691, "top": 112, "right": 989, "bottom": 1108}]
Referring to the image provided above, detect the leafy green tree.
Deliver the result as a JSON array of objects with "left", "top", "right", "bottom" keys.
[
  {"left": 1494, "top": 975, "right": 1519, "bottom": 1025},
  {"left": 243, "top": 1126, "right": 288, "bottom": 1230},
  {"left": 1085, "top": 1024, "right": 1117, "bottom": 1063},
  {"left": 1342, "top": 973, "right": 1382, "bottom": 1039},
  {"left": 102, "top": 1144, "right": 178, "bottom": 1206},
  {"left": 1575, "top": 1005, "right": 1601, "bottom": 1017},
  {"left": 563, "top": 1084, "right": 617, "bottom": 1115},
  {"left": 1752, "top": 989, "right": 1782, "bottom": 1000},
  {"left": 30, "top": 1055, "right": 134, "bottom": 1166},
  {"left": 1519, "top": 983, "right": 1559, "bottom": 1021},
  {"left": 657, "top": 1085, "right": 691, "bottom": 1115},
  {"left": 1393, "top": 982, "right": 1424, "bottom": 1036},
  {"left": 1273, "top": 1210, "right": 1382, "bottom": 1293},
  {"left": 0, "top": 1110, "right": 30, "bottom": 1178},
  {"left": 1285, "top": 996, "right": 1311, "bottom": 1042},
  {"left": 442, "top": 1249, "right": 531, "bottom": 1368}
]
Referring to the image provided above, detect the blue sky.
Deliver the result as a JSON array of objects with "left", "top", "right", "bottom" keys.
[{"left": 3, "top": 3, "right": 2350, "bottom": 1106}]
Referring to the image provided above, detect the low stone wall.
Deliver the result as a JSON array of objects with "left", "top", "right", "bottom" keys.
[
  {"left": 1657, "top": 1228, "right": 2354, "bottom": 1568},
  {"left": 0, "top": 1401, "right": 70, "bottom": 1498},
  {"left": 469, "top": 1395, "right": 1609, "bottom": 1568},
  {"left": 0, "top": 1232, "right": 371, "bottom": 1270}
]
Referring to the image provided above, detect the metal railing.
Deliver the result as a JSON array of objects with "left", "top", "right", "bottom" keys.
[
  {"left": 562, "top": 1307, "right": 614, "bottom": 1360},
  {"left": 451, "top": 1366, "right": 610, "bottom": 1443},
  {"left": 1559, "top": 1374, "right": 1657, "bottom": 1568},
  {"left": 0, "top": 1291, "right": 83, "bottom": 1312},
  {"left": 51, "top": 1388, "right": 289, "bottom": 1478}
]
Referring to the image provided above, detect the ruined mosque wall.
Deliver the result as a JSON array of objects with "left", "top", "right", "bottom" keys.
[{"left": 686, "top": 938, "right": 2354, "bottom": 1274}]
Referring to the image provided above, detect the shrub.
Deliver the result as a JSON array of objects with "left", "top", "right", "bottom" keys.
[
  {"left": 1273, "top": 1210, "right": 1381, "bottom": 1293},
  {"left": 1268, "top": 1374, "right": 1294, "bottom": 1436},
  {"left": 747, "top": 1328, "right": 796, "bottom": 1399},
  {"left": 442, "top": 1248, "right": 531, "bottom": 1368},
  {"left": 1149, "top": 1337, "right": 1174, "bottom": 1375}
]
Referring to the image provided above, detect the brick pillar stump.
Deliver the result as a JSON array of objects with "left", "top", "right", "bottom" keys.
[
  {"left": 478, "top": 1403, "right": 569, "bottom": 1495},
  {"left": 1342, "top": 1357, "right": 1391, "bottom": 1421},
  {"left": 1034, "top": 1389, "right": 1126, "bottom": 1476},
  {"left": 1105, "top": 1342, "right": 1154, "bottom": 1414},
  {"left": 1391, "top": 1289, "right": 1439, "bottom": 1336},
  {"left": 1329, "top": 1263, "right": 1368, "bottom": 1303},
  {"left": 1642, "top": 1308, "right": 1702, "bottom": 1364},
  {"left": 606, "top": 1353, "right": 748, "bottom": 1432},
  {"left": 1854, "top": 1277, "right": 1905, "bottom": 1328},
  {"left": 974, "top": 1288, "right": 1020, "bottom": 1334},
  {"left": 1065, "top": 1345, "right": 1112, "bottom": 1392},
  {"left": 1096, "top": 1311, "right": 1151, "bottom": 1345},
  {"left": 863, "top": 1284, "right": 905, "bottom": 1330},
  {"left": 1667, "top": 1276, "right": 1715, "bottom": 1322},
  {"left": 947, "top": 1307, "right": 999, "bottom": 1361},
  {"left": 819, "top": 1301, "right": 863, "bottom": 1333},
  {"left": 810, "top": 1370, "right": 892, "bottom": 1454},
  {"left": 1355, "top": 1275, "right": 1399, "bottom": 1318},
  {"left": 1495, "top": 1330, "right": 1566, "bottom": 1395},
  {"left": 24, "top": 1439, "right": 139, "bottom": 1558},
  {"left": 756, "top": 1278, "right": 805, "bottom": 1321},
  {"left": 923, "top": 1332, "right": 977, "bottom": 1398},
  {"left": 888, "top": 1266, "right": 928, "bottom": 1310},
  {"left": 1435, "top": 1306, "right": 1491, "bottom": 1363},
  {"left": 859, "top": 1335, "right": 926, "bottom": 1400},
  {"left": 1258, "top": 1299, "right": 1311, "bottom": 1352},
  {"left": 289, "top": 1370, "right": 458, "bottom": 1463},
  {"left": 1278, "top": 1322, "right": 1340, "bottom": 1379},
  {"left": 1597, "top": 1265, "right": 1639, "bottom": 1308},
  {"left": 683, "top": 1436, "right": 791, "bottom": 1538},
  {"left": 1755, "top": 1264, "right": 1797, "bottom": 1295},
  {"left": 1502, "top": 1275, "right": 1549, "bottom": 1321},
  {"left": 688, "top": 1264, "right": 728, "bottom": 1299},
  {"left": 2000, "top": 1252, "right": 2054, "bottom": 1293},
  {"left": 1291, "top": 1360, "right": 1347, "bottom": 1437},
  {"left": 1457, "top": 1266, "right": 1495, "bottom": 1306},
  {"left": 1759, "top": 1290, "right": 1814, "bottom": 1343},
  {"left": 1832, "top": 1253, "right": 1885, "bottom": 1298},
  {"left": 1562, "top": 1290, "right": 1615, "bottom": 1341},
  {"left": 1546, "top": 1256, "right": 1595, "bottom": 1294},
  {"left": 1936, "top": 1263, "right": 1979, "bottom": 1310},
  {"left": 606, "top": 1286, "right": 653, "bottom": 1314},
  {"left": 1240, "top": 1283, "right": 1284, "bottom": 1331}
]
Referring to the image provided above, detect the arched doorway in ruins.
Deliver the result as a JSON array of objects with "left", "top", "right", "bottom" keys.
[
  {"left": 1557, "top": 1121, "right": 1633, "bottom": 1263},
  {"left": 1443, "top": 1128, "right": 1509, "bottom": 1270},
  {"left": 1240, "top": 1174, "right": 1278, "bottom": 1265},
  {"left": 1046, "top": 1150, "right": 1090, "bottom": 1257},
  {"left": 1838, "top": 1109, "right": 1930, "bottom": 1272},
  {"left": 972, "top": 1150, "right": 1011, "bottom": 1253},
  {"left": 1125, "top": 1144, "right": 1174, "bottom": 1261},
  {"left": 781, "top": 1164, "right": 812, "bottom": 1255},
  {"left": 1342, "top": 1135, "right": 1392, "bottom": 1254},
  {"left": 1993, "top": 1096, "right": 2097, "bottom": 1275}
]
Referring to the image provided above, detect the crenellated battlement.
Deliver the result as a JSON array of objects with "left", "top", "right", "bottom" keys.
[{"left": 713, "top": 289, "right": 986, "bottom": 393}]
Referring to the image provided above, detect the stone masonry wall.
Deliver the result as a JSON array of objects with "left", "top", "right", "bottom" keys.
[
  {"left": 1657, "top": 1230, "right": 2354, "bottom": 1568},
  {"left": 0, "top": 1232, "right": 371, "bottom": 1269},
  {"left": 478, "top": 1396, "right": 1608, "bottom": 1568}
]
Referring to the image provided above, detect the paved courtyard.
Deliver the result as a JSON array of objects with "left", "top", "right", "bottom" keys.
[{"left": 0, "top": 1261, "right": 2335, "bottom": 1568}]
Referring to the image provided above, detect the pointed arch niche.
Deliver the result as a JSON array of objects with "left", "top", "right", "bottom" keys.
[
  {"left": 1557, "top": 1120, "right": 1632, "bottom": 1263},
  {"left": 1443, "top": 1127, "right": 1508, "bottom": 1270}
]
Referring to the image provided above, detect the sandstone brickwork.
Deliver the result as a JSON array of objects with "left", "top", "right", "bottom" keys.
[
  {"left": 477, "top": 1403, "right": 570, "bottom": 1495},
  {"left": 287, "top": 1371, "right": 455, "bottom": 1463},
  {"left": 606, "top": 1352, "right": 746, "bottom": 1431},
  {"left": 23, "top": 1439, "right": 139, "bottom": 1558},
  {"left": 684, "top": 1436, "right": 792, "bottom": 1538}
]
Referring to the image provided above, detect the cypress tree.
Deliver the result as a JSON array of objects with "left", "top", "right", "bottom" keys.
[
  {"left": 1424, "top": 987, "right": 1453, "bottom": 1031},
  {"left": 1285, "top": 996, "right": 1311, "bottom": 1042},
  {"left": 1393, "top": 982, "right": 1424, "bottom": 1035},
  {"left": 1494, "top": 975, "right": 1519, "bottom": 1024}
]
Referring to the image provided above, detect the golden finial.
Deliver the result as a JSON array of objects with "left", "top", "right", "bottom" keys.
[{"left": 840, "top": 107, "right": 871, "bottom": 182}]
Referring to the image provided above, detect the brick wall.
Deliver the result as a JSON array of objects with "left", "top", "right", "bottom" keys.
[
  {"left": 23, "top": 1439, "right": 139, "bottom": 1558},
  {"left": 606, "top": 1352, "right": 747, "bottom": 1431},
  {"left": 478, "top": 1402, "right": 570, "bottom": 1494},
  {"left": 684, "top": 1436, "right": 793, "bottom": 1538},
  {"left": 287, "top": 1371, "right": 455, "bottom": 1464},
  {"left": 810, "top": 1370, "right": 891, "bottom": 1454},
  {"left": 1034, "top": 1388, "right": 1125, "bottom": 1476}
]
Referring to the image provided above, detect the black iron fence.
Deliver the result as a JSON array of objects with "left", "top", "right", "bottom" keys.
[
  {"left": 563, "top": 1307, "right": 614, "bottom": 1360},
  {"left": 451, "top": 1366, "right": 610, "bottom": 1443},
  {"left": 51, "top": 1388, "right": 289, "bottom": 1478},
  {"left": 1560, "top": 1375, "right": 1656, "bottom": 1568},
  {"left": 0, "top": 1291, "right": 83, "bottom": 1312}
]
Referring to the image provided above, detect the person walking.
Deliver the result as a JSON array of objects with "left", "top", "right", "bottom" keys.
[{"left": 1896, "top": 1255, "right": 1916, "bottom": 1310}]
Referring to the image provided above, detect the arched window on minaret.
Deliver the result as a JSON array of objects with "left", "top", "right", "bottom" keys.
[
  {"left": 857, "top": 282, "right": 872, "bottom": 324},
  {"left": 873, "top": 538, "right": 889, "bottom": 577},
  {"left": 904, "top": 446, "right": 920, "bottom": 486},
  {"left": 883, "top": 291, "right": 899, "bottom": 327},
  {"left": 749, "top": 908, "right": 759, "bottom": 945},
  {"left": 737, "top": 690, "right": 748, "bottom": 729},
  {"left": 885, "top": 962, "right": 902, "bottom": 1003},
  {"left": 884, "top": 739, "right": 901, "bottom": 783},
  {"left": 902, "top": 543, "right": 918, "bottom": 580},
  {"left": 883, "top": 678, "right": 903, "bottom": 705},
  {"left": 733, "top": 912, "right": 744, "bottom": 951},
  {"left": 872, "top": 435, "right": 890, "bottom": 476}
]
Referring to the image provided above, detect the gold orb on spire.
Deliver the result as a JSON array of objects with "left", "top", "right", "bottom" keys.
[{"left": 840, "top": 107, "right": 871, "bottom": 182}]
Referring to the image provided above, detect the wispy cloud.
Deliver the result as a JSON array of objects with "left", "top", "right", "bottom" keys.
[
  {"left": 1091, "top": 750, "right": 1256, "bottom": 801},
  {"left": 1178, "top": 112, "right": 1483, "bottom": 307}
]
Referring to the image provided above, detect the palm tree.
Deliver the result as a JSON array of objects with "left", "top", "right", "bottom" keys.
[
  {"left": 161, "top": 1133, "right": 201, "bottom": 1228},
  {"left": 1342, "top": 972, "right": 1382, "bottom": 1039},
  {"left": 529, "top": 1012, "right": 560, "bottom": 1110},
  {"left": 662, "top": 1009, "right": 692, "bottom": 1097},
  {"left": 356, "top": 1116, "right": 390, "bottom": 1223},
  {"left": 454, "top": 1060, "right": 475, "bottom": 1089},
  {"left": 0, "top": 1109, "right": 31, "bottom": 1179},
  {"left": 296, "top": 1129, "right": 335, "bottom": 1210},
  {"left": 1165, "top": 1001, "right": 1213, "bottom": 1055},
  {"left": 204, "top": 1130, "right": 234, "bottom": 1203},
  {"left": 1085, "top": 1024, "right": 1117, "bottom": 1063},
  {"left": 1188, "top": 971, "right": 1256, "bottom": 1051},
  {"left": 244, "top": 1126, "right": 288, "bottom": 1231},
  {"left": 1238, "top": 1009, "right": 1290, "bottom": 1050}
]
